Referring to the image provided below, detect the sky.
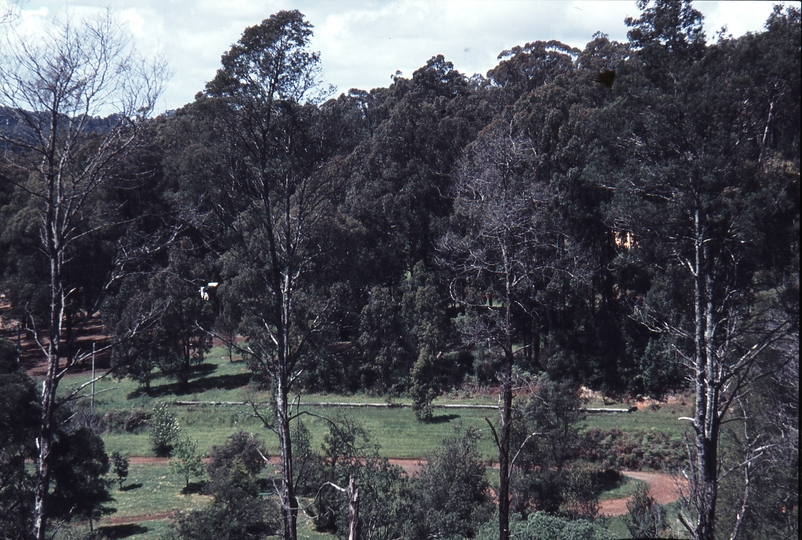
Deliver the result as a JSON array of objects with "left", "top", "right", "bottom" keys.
[{"left": 4, "top": 1, "right": 799, "bottom": 113}]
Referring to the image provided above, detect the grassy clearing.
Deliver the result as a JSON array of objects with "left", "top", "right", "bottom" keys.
[
  {"left": 58, "top": 349, "right": 690, "bottom": 463},
  {"left": 51, "top": 349, "right": 690, "bottom": 539},
  {"left": 107, "top": 462, "right": 209, "bottom": 519},
  {"left": 579, "top": 404, "right": 692, "bottom": 442}
]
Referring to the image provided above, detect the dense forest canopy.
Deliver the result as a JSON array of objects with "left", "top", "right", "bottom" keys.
[{"left": 0, "top": 1, "right": 798, "bottom": 540}]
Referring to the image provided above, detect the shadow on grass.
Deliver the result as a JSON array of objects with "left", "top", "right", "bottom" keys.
[
  {"left": 181, "top": 481, "right": 206, "bottom": 495},
  {"left": 128, "top": 368, "right": 252, "bottom": 399},
  {"left": 426, "top": 413, "right": 461, "bottom": 424},
  {"left": 120, "top": 482, "right": 143, "bottom": 492},
  {"left": 97, "top": 523, "right": 149, "bottom": 538}
]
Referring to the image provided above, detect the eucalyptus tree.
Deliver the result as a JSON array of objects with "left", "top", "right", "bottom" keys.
[
  {"left": 441, "top": 117, "right": 561, "bottom": 540},
  {"left": 193, "top": 11, "right": 340, "bottom": 540},
  {"left": 590, "top": 2, "right": 800, "bottom": 539},
  {"left": 0, "top": 11, "right": 166, "bottom": 539}
]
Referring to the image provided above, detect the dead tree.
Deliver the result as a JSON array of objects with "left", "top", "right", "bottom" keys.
[{"left": 0, "top": 11, "right": 166, "bottom": 540}]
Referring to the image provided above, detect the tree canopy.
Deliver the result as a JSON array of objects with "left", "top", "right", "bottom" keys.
[{"left": 1, "top": 2, "right": 798, "bottom": 539}]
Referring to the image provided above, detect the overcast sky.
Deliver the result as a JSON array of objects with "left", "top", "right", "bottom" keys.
[{"left": 6, "top": 1, "right": 799, "bottom": 113}]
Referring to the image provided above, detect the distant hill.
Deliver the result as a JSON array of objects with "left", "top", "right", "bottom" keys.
[{"left": 0, "top": 106, "right": 120, "bottom": 152}]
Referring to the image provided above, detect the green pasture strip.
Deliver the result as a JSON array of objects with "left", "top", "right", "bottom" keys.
[
  {"left": 580, "top": 402, "right": 692, "bottom": 441},
  {"left": 264, "top": 403, "right": 498, "bottom": 460},
  {"left": 100, "top": 401, "right": 499, "bottom": 459},
  {"left": 105, "top": 462, "right": 209, "bottom": 519},
  {"left": 55, "top": 350, "right": 692, "bottom": 465}
]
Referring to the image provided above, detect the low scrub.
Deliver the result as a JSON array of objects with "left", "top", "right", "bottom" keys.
[{"left": 582, "top": 428, "right": 686, "bottom": 471}]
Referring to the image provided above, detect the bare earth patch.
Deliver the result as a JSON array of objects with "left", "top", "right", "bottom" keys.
[{"left": 598, "top": 470, "right": 686, "bottom": 517}]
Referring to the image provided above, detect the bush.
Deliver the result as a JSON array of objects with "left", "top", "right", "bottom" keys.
[
  {"left": 170, "top": 437, "right": 204, "bottom": 489},
  {"left": 625, "top": 484, "right": 669, "bottom": 538},
  {"left": 309, "top": 416, "right": 409, "bottom": 539},
  {"left": 148, "top": 402, "right": 180, "bottom": 457},
  {"left": 477, "top": 511, "right": 613, "bottom": 540},
  {"left": 407, "top": 427, "right": 493, "bottom": 539},
  {"left": 581, "top": 428, "right": 686, "bottom": 471},
  {"left": 104, "top": 409, "right": 149, "bottom": 433},
  {"left": 111, "top": 452, "right": 129, "bottom": 490},
  {"left": 410, "top": 349, "right": 438, "bottom": 421}
]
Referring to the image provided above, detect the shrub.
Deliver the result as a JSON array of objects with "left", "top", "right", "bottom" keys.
[
  {"left": 407, "top": 427, "right": 493, "bottom": 539},
  {"left": 581, "top": 428, "right": 685, "bottom": 471},
  {"left": 101, "top": 409, "right": 149, "bottom": 433},
  {"left": 148, "top": 402, "right": 180, "bottom": 457},
  {"left": 625, "top": 484, "right": 669, "bottom": 538},
  {"left": 170, "top": 437, "right": 204, "bottom": 489},
  {"left": 111, "top": 452, "right": 129, "bottom": 490},
  {"left": 476, "top": 511, "right": 613, "bottom": 540}
]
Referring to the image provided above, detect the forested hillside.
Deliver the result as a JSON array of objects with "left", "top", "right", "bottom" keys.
[{"left": 1, "top": 1, "right": 798, "bottom": 540}]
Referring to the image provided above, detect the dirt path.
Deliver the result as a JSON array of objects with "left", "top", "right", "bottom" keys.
[
  {"left": 119, "top": 458, "right": 682, "bottom": 523},
  {"left": 598, "top": 470, "right": 686, "bottom": 517}
]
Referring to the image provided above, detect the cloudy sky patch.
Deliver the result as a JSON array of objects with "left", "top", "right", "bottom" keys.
[{"left": 3, "top": 1, "right": 796, "bottom": 112}]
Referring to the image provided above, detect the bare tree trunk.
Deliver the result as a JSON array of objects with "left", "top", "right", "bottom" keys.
[
  {"left": 497, "top": 356, "right": 513, "bottom": 540},
  {"left": 33, "top": 379, "right": 55, "bottom": 540},
  {"left": 686, "top": 207, "right": 718, "bottom": 540},
  {"left": 33, "top": 165, "right": 66, "bottom": 540},
  {"left": 347, "top": 476, "right": 359, "bottom": 540},
  {"left": 276, "top": 374, "right": 298, "bottom": 540},
  {"left": 497, "top": 261, "right": 514, "bottom": 540}
]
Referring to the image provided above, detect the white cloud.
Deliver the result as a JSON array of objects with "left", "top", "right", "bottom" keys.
[{"left": 8, "top": 1, "right": 798, "bottom": 112}]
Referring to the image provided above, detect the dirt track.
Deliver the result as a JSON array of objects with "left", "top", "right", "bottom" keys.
[{"left": 599, "top": 470, "right": 686, "bottom": 517}]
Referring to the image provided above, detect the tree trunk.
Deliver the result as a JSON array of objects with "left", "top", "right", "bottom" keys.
[
  {"left": 498, "top": 262, "right": 514, "bottom": 540},
  {"left": 497, "top": 356, "right": 513, "bottom": 540},
  {"left": 32, "top": 396, "right": 54, "bottom": 540},
  {"left": 347, "top": 476, "right": 359, "bottom": 540},
  {"left": 276, "top": 375, "right": 298, "bottom": 540},
  {"left": 690, "top": 207, "right": 718, "bottom": 540},
  {"left": 33, "top": 237, "right": 65, "bottom": 540}
]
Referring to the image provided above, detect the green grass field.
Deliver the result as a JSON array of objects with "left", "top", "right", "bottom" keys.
[{"left": 50, "top": 348, "right": 692, "bottom": 539}]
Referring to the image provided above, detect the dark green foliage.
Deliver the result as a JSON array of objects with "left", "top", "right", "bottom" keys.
[
  {"left": 110, "top": 452, "right": 129, "bottom": 490},
  {"left": 510, "top": 376, "right": 601, "bottom": 518},
  {"left": 48, "top": 427, "right": 115, "bottom": 524},
  {"left": 625, "top": 484, "right": 668, "bottom": 538},
  {"left": 356, "top": 286, "right": 413, "bottom": 394},
  {"left": 476, "top": 511, "right": 613, "bottom": 540},
  {"left": 170, "top": 461, "right": 276, "bottom": 540},
  {"left": 309, "top": 415, "right": 410, "bottom": 540},
  {"left": 170, "top": 431, "right": 274, "bottom": 540},
  {"left": 107, "top": 240, "right": 216, "bottom": 393},
  {"left": 1, "top": 4, "right": 798, "bottom": 538},
  {"left": 635, "top": 335, "right": 684, "bottom": 399},
  {"left": 207, "top": 430, "right": 268, "bottom": 485},
  {"left": 0, "top": 340, "right": 38, "bottom": 540},
  {"left": 1, "top": 341, "right": 119, "bottom": 535},
  {"left": 407, "top": 427, "right": 493, "bottom": 539},
  {"left": 409, "top": 349, "right": 438, "bottom": 421}
]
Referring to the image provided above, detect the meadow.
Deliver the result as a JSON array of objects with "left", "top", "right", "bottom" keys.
[{"left": 52, "top": 347, "right": 693, "bottom": 539}]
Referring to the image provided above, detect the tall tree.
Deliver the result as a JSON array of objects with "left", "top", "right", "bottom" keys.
[
  {"left": 441, "top": 118, "right": 559, "bottom": 540},
  {"left": 591, "top": 3, "right": 800, "bottom": 539},
  {"left": 0, "top": 11, "right": 166, "bottom": 539},
  {"left": 195, "top": 11, "right": 338, "bottom": 540}
]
